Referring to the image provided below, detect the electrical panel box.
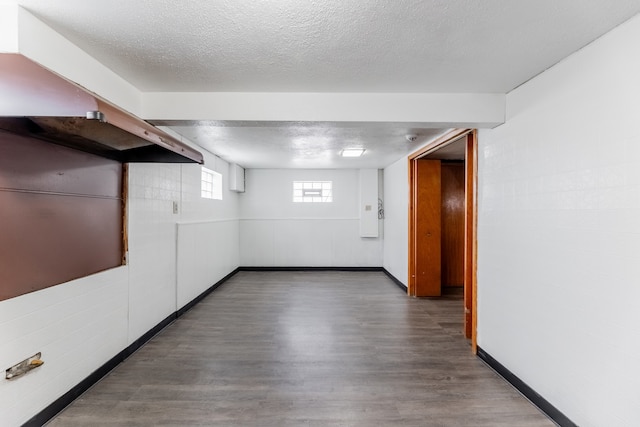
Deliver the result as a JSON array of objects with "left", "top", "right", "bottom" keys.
[{"left": 229, "top": 163, "right": 245, "bottom": 192}]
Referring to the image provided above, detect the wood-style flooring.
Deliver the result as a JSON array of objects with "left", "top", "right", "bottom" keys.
[{"left": 47, "top": 271, "right": 554, "bottom": 426}]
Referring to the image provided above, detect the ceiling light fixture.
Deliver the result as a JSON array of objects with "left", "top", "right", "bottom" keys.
[{"left": 340, "top": 148, "right": 365, "bottom": 157}]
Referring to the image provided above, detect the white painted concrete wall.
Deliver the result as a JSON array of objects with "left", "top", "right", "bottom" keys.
[
  {"left": 477, "top": 14, "right": 640, "bottom": 427},
  {"left": 382, "top": 157, "right": 409, "bottom": 285},
  {"left": 239, "top": 169, "right": 383, "bottom": 266},
  {"left": 359, "top": 169, "right": 379, "bottom": 237},
  {"left": 0, "top": 147, "right": 240, "bottom": 426},
  {"left": 0, "top": 268, "right": 128, "bottom": 427},
  {"left": 176, "top": 151, "right": 240, "bottom": 309}
]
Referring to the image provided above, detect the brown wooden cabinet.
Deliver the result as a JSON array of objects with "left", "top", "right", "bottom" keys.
[{"left": 0, "top": 129, "right": 123, "bottom": 301}]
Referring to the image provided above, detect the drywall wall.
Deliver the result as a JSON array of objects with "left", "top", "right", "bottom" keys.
[
  {"left": 382, "top": 157, "right": 409, "bottom": 285},
  {"left": 0, "top": 146, "right": 240, "bottom": 426},
  {"left": 239, "top": 169, "right": 383, "bottom": 266},
  {"left": 477, "top": 13, "right": 640, "bottom": 427}
]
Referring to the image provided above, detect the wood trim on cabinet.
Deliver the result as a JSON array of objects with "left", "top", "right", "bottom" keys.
[{"left": 122, "top": 163, "right": 129, "bottom": 265}]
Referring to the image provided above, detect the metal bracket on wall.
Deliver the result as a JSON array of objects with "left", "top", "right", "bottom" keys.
[{"left": 5, "top": 352, "right": 43, "bottom": 380}]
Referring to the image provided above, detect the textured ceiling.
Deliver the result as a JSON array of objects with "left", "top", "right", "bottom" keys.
[
  {"left": 10, "top": 0, "right": 640, "bottom": 93},
  {"left": 155, "top": 121, "right": 452, "bottom": 169},
  {"left": 4, "top": 0, "right": 640, "bottom": 167}
]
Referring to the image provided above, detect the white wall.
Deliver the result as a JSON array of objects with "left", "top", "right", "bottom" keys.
[
  {"left": 0, "top": 268, "right": 128, "bottom": 427},
  {"left": 477, "top": 14, "right": 640, "bottom": 427},
  {"left": 239, "top": 169, "right": 383, "bottom": 267},
  {"left": 127, "top": 151, "right": 240, "bottom": 338},
  {"left": 0, "top": 147, "right": 240, "bottom": 426},
  {"left": 127, "top": 163, "right": 182, "bottom": 342},
  {"left": 359, "top": 169, "right": 380, "bottom": 237},
  {"left": 382, "top": 157, "right": 409, "bottom": 284},
  {"left": 176, "top": 154, "right": 239, "bottom": 309}
]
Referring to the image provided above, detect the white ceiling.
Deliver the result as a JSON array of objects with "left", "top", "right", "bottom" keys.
[
  {"left": 156, "top": 121, "right": 452, "bottom": 169},
  {"left": 12, "top": 0, "right": 640, "bottom": 93},
  {"left": 5, "top": 0, "right": 640, "bottom": 168}
]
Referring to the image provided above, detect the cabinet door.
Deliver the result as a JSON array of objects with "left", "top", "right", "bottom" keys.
[{"left": 0, "top": 130, "right": 122, "bottom": 301}]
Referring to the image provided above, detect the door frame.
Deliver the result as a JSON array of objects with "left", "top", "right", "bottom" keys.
[{"left": 408, "top": 128, "right": 478, "bottom": 353}]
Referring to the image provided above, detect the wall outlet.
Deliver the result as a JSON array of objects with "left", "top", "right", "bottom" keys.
[{"left": 173, "top": 201, "right": 179, "bottom": 214}]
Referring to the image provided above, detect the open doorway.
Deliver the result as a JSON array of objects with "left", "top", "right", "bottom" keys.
[{"left": 408, "top": 129, "right": 477, "bottom": 352}]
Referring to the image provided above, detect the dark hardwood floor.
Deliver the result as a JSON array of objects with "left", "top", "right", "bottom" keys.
[{"left": 47, "top": 271, "right": 554, "bottom": 426}]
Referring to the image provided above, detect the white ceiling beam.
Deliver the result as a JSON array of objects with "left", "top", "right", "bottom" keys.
[
  {"left": 142, "top": 92, "right": 505, "bottom": 128},
  {"left": 0, "top": 5, "right": 19, "bottom": 53},
  {"left": 3, "top": 6, "right": 505, "bottom": 128}
]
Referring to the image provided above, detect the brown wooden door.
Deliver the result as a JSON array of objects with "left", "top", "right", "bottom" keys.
[
  {"left": 408, "top": 129, "right": 477, "bottom": 350},
  {"left": 413, "top": 159, "right": 441, "bottom": 296},
  {"left": 441, "top": 162, "right": 465, "bottom": 287}
]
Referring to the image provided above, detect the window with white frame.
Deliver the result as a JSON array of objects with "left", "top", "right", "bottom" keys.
[
  {"left": 201, "top": 167, "right": 222, "bottom": 200},
  {"left": 293, "top": 181, "right": 332, "bottom": 203}
]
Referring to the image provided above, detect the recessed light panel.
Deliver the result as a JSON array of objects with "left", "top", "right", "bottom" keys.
[{"left": 341, "top": 148, "right": 365, "bottom": 157}]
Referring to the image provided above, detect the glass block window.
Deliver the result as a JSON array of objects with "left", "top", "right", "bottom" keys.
[
  {"left": 201, "top": 167, "right": 222, "bottom": 200},
  {"left": 293, "top": 181, "right": 332, "bottom": 203}
]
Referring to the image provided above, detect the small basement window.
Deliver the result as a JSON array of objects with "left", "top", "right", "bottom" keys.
[
  {"left": 201, "top": 167, "right": 222, "bottom": 200},
  {"left": 293, "top": 181, "right": 332, "bottom": 203}
]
